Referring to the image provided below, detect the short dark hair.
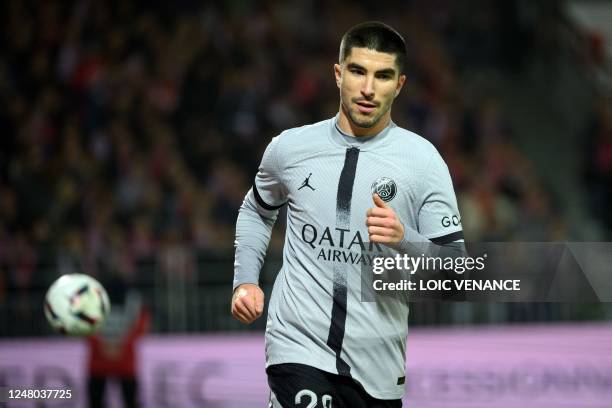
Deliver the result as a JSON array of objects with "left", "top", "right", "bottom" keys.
[{"left": 339, "top": 21, "right": 406, "bottom": 74}]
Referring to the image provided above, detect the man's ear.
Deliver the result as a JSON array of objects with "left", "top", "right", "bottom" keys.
[
  {"left": 395, "top": 74, "right": 406, "bottom": 97},
  {"left": 334, "top": 64, "right": 342, "bottom": 89}
]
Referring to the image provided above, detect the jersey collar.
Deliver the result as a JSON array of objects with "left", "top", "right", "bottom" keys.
[{"left": 329, "top": 113, "right": 395, "bottom": 150}]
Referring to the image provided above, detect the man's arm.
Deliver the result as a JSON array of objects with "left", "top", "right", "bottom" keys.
[
  {"left": 366, "top": 193, "right": 465, "bottom": 258},
  {"left": 233, "top": 189, "right": 281, "bottom": 289},
  {"left": 232, "top": 136, "right": 287, "bottom": 324},
  {"left": 367, "top": 148, "right": 463, "bottom": 249},
  {"left": 366, "top": 151, "right": 469, "bottom": 300},
  {"left": 366, "top": 149, "right": 467, "bottom": 297}
]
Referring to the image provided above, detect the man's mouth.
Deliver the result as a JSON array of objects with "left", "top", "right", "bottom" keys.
[{"left": 355, "top": 100, "right": 377, "bottom": 114}]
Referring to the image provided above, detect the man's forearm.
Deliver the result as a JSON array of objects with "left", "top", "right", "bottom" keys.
[
  {"left": 395, "top": 225, "right": 466, "bottom": 259},
  {"left": 392, "top": 226, "right": 468, "bottom": 300},
  {"left": 233, "top": 189, "right": 279, "bottom": 290}
]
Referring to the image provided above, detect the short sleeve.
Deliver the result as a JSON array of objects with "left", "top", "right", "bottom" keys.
[{"left": 417, "top": 150, "right": 463, "bottom": 244}]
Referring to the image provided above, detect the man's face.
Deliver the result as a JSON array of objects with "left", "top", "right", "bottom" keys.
[{"left": 335, "top": 47, "right": 405, "bottom": 130}]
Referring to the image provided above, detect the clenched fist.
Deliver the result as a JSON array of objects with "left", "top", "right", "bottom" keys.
[
  {"left": 231, "top": 283, "right": 264, "bottom": 324},
  {"left": 366, "top": 194, "right": 405, "bottom": 244}
]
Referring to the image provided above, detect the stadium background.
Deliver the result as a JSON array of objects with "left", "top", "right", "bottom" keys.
[{"left": 1, "top": 0, "right": 611, "bottom": 406}]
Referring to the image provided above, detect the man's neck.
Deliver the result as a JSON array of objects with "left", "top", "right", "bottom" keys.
[{"left": 337, "top": 105, "right": 391, "bottom": 137}]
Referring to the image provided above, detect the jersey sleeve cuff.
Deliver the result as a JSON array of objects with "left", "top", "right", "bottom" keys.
[{"left": 429, "top": 230, "right": 464, "bottom": 245}]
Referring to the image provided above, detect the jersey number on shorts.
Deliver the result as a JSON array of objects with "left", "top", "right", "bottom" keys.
[{"left": 295, "top": 389, "right": 332, "bottom": 408}]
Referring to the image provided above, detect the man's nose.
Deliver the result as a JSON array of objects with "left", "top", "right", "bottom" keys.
[{"left": 361, "top": 75, "right": 375, "bottom": 99}]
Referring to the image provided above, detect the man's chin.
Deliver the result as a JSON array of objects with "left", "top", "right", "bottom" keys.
[{"left": 349, "top": 113, "right": 378, "bottom": 129}]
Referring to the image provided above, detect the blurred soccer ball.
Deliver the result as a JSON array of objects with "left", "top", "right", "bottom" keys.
[{"left": 44, "top": 274, "right": 110, "bottom": 336}]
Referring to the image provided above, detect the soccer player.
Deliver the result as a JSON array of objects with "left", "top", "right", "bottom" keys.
[{"left": 232, "top": 21, "right": 464, "bottom": 407}]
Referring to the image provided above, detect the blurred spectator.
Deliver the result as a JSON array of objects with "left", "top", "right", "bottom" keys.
[{"left": 87, "top": 282, "right": 150, "bottom": 408}]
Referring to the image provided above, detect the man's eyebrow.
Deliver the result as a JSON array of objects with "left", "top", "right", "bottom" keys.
[
  {"left": 347, "top": 62, "right": 366, "bottom": 71},
  {"left": 346, "top": 63, "right": 396, "bottom": 76},
  {"left": 375, "top": 68, "right": 396, "bottom": 76}
]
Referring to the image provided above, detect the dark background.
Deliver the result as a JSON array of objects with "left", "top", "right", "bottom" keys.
[{"left": 1, "top": 0, "right": 611, "bottom": 336}]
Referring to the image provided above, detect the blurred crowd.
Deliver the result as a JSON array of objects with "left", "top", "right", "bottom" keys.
[
  {"left": 584, "top": 96, "right": 612, "bottom": 235},
  {"left": 0, "top": 0, "right": 604, "bottom": 296}
]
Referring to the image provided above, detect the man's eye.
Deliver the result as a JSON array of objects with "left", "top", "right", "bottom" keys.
[{"left": 350, "top": 69, "right": 364, "bottom": 75}]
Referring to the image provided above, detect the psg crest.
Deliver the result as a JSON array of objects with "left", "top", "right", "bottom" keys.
[{"left": 371, "top": 177, "right": 397, "bottom": 202}]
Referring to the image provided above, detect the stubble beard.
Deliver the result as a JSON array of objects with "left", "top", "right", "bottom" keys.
[{"left": 343, "top": 99, "right": 390, "bottom": 129}]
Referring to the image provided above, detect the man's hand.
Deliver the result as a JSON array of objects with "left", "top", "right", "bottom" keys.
[
  {"left": 366, "top": 194, "right": 405, "bottom": 244},
  {"left": 231, "top": 283, "right": 265, "bottom": 324}
]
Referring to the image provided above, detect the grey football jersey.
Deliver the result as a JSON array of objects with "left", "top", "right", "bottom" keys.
[{"left": 234, "top": 115, "right": 463, "bottom": 399}]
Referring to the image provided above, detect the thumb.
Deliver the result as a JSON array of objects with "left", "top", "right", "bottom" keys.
[{"left": 373, "top": 193, "right": 388, "bottom": 209}]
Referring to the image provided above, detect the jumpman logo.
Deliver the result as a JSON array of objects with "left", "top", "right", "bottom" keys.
[{"left": 298, "top": 173, "right": 316, "bottom": 191}]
